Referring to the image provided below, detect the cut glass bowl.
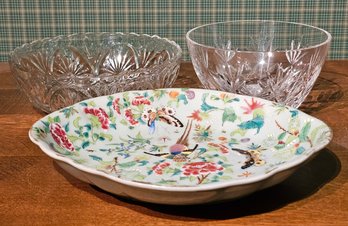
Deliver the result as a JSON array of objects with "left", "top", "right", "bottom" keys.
[
  {"left": 186, "top": 20, "right": 331, "bottom": 108},
  {"left": 9, "top": 32, "right": 182, "bottom": 113}
]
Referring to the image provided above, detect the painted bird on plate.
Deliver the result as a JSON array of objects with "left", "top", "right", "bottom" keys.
[
  {"left": 238, "top": 114, "right": 264, "bottom": 134},
  {"left": 144, "top": 120, "right": 198, "bottom": 162}
]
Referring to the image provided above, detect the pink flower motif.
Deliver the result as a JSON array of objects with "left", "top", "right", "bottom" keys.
[
  {"left": 152, "top": 162, "right": 170, "bottom": 175},
  {"left": 131, "top": 96, "right": 151, "bottom": 106},
  {"left": 50, "top": 123, "right": 74, "bottom": 151},
  {"left": 124, "top": 108, "right": 139, "bottom": 125},
  {"left": 241, "top": 98, "right": 264, "bottom": 114},
  {"left": 112, "top": 98, "right": 121, "bottom": 115},
  {"left": 84, "top": 107, "right": 110, "bottom": 129},
  {"left": 182, "top": 162, "right": 223, "bottom": 176}
]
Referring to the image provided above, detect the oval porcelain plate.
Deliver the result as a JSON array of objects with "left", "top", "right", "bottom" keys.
[{"left": 29, "top": 88, "right": 332, "bottom": 205}]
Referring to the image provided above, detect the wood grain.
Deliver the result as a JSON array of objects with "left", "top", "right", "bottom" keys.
[{"left": 1, "top": 61, "right": 347, "bottom": 225}]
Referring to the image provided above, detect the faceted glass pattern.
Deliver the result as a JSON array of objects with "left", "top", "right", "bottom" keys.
[
  {"left": 186, "top": 20, "right": 331, "bottom": 108},
  {"left": 9, "top": 32, "right": 182, "bottom": 113}
]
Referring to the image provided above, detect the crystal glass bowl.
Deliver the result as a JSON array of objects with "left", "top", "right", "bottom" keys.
[
  {"left": 9, "top": 32, "right": 182, "bottom": 113},
  {"left": 186, "top": 20, "right": 331, "bottom": 108}
]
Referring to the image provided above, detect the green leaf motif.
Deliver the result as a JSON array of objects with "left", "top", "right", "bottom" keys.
[
  {"left": 61, "top": 107, "right": 78, "bottom": 118},
  {"left": 274, "top": 143, "right": 286, "bottom": 150},
  {"left": 252, "top": 109, "right": 264, "bottom": 118},
  {"left": 157, "top": 179, "right": 177, "bottom": 186},
  {"left": 309, "top": 125, "right": 327, "bottom": 143},
  {"left": 231, "top": 128, "right": 247, "bottom": 136},
  {"left": 218, "top": 155, "right": 228, "bottom": 162},
  {"left": 118, "top": 161, "right": 137, "bottom": 168},
  {"left": 147, "top": 170, "right": 154, "bottom": 175},
  {"left": 73, "top": 117, "right": 81, "bottom": 128},
  {"left": 89, "top": 155, "right": 103, "bottom": 161},
  {"left": 47, "top": 116, "right": 54, "bottom": 124},
  {"left": 210, "top": 95, "right": 220, "bottom": 101},
  {"left": 120, "top": 119, "right": 128, "bottom": 126},
  {"left": 227, "top": 97, "right": 240, "bottom": 103},
  {"left": 73, "top": 158, "right": 87, "bottom": 164},
  {"left": 100, "top": 133, "right": 113, "bottom": 141},
  {"left": 67, "top": 135, "right": 79, "bottom": 143},
  {"left": 41, "top": 120, "right": 50, "bottom": 133},
  {"left": 153, "top": 90, "right": 166, "bottom": 99},
  {"left": 133, "top": 174, "right": 146, "bottom": 181},
  {"left": 278, "top": 132, "right": 287, "bottom": 140},
  {"left": 84, "top": 124, "right": 92, "bottom": 131},
  {"left": 285, "top": 135, "right": 298, "bottom": 145},
  {"left": 189, "top": 175, "right": 196, "bottom": 182},
  {"left": 299, "top": 122, "right": 311, "bottom": 142},
  {"left": 53, "top": 116, "right": 61, "bottom": 123},
  {"left": 219, "top": 175, "right": 233, "bottom": 181},
  {"left": 90, "top": 115, "right": 101, "bottom": 128},
  {"left": 172, "top": 168, "right": 182, "bottom": 176},
  {"left": 92, "top": 133, "right": 99, "bottom": 140},
  {"left": 138, "top": 160, "right": 149, "bottom": 166},
  {"left": 223, "top": 167, "right": 233, "bottom": 174},
  {"left": 110, "top": 116, "right": 116, "bottom": 123},
  {"left": 222, "top": 107, "right": 237, "bottom": 125},
  {"left": 122, "top": 93, "right": 130, "bottom": 107},
  {"left": 88, "top": 101, "right": 96, "bottom": 107},
  {"left": 164, "top": 167, "right": 175, "bottom": 174},
  {"left": 64, "top": 123, "right": 70, "bottom": 132},
  {"left": 81, "top": 141, "right": 90, "bottom": 149},
  {"left": 135, "top": 132, "right": 144, "bottom": 140}
]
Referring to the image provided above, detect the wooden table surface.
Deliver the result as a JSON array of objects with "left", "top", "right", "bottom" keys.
[{"left": 0, "top": 61, "right": 347, "bottom": 225}]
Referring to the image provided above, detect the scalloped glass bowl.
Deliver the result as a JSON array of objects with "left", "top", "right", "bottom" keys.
[
  {"left": 29, "top": 88, "right": 332, "bottom": 205},
  {"left": 186, "top": 20, "right": 331, "bottom": 108},
  {"left": 9, "top": 32, "right": 182, "bottom": 113}
]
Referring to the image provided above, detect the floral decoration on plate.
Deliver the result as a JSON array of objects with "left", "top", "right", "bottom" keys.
[{"left": 30, "top": 88, "right": 332, "bottom": 188}]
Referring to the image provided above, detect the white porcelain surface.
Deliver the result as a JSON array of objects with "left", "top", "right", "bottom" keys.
[{"left": 29, "top": 88, "right": 332, "bottom": 205}]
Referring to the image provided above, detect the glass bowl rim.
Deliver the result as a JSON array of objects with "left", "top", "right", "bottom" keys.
[
  {"left": 8, "top": 31, "right": 182, "bottom": 62},
  {"left": 186, "top": 20, "right": 332, "bottom": 53}
]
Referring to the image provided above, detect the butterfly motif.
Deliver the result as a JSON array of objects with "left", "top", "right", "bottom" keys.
[
  {"left": 141, "top": 107, "right": 183, "bottom": 133},
  {"left": 232, "top": 147, "right": 265, "bottom": 169}
]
